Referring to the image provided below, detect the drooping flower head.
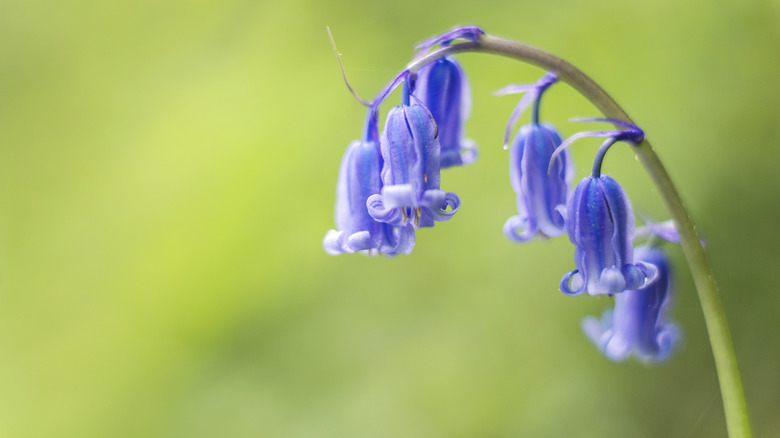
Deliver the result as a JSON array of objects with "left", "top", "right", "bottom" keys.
[
  {"left": 367, "top": 77, "right": 460, "bottom": 228},
  {"left": 557, "top": 120, "right": 657, "bottom": 295},
  {"left": 582, "top": 243, "right": 680, "bottom": 362},
  {"left": 323, "top": 109, "right": 415, "bottom": 256},
  {"left": 495, "top": 73, "right": 574, "bottom": 241},
  {"left": 411, "top": 28, "right": 483, "bottom": 168},
  {"left": 413, "top": 57, "right": 476, "bottom": 168}
]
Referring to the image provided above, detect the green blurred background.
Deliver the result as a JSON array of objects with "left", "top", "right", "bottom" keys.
[{"left": 1, "top": 0, "right": 779, "bottom": 436}]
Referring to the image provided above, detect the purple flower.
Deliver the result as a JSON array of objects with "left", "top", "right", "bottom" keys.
[
  {"left": 560, "top": 174, "right": 658, "bottom": 295},
  {"left": 582, "top": 244, "right": 679, "bottom": 361},
  {"left": 367, "top": 83, "right": 460, "bottom": 228},
  {"left": 553, "top": 119, "right": 656, "bottom": 295},
  {"left": 323, "top": 111, "right": 415, "bottom": 256},
  {"left": 495, "top": 73, "right": 573, "bottom": 241},
  {"left": 413, "top": 56, "right": 476, "bottom": 168},
  {"left": 504, "top": 123, "right": 573, "bottom": 241}
]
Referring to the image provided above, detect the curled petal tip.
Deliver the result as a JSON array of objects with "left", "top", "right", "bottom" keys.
[
  {"left": 367, "top": 194, "right": 405, "bottom": 226},
  {"left": 503, "top": 215, "right": 535, "bottom": 243},
  {"left": 634, "top": 261, "right": 659, "bottom": 288},
  {"left": 560, "top": 270, "right": 585, "bottom": 295}
]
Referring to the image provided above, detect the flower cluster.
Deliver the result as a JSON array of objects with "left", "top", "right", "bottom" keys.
[
  {"left": 323, "top": 26, "right": 680, "bottom": 362},
  {"left": 323, "top": 27, "right": 480, "bottom": 256},
  {"left": 322, "top": 110, "right": 415, "bottom": 256}
]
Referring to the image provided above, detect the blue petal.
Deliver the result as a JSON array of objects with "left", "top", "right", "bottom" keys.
[
  {"left": 381, "top": 106, "right": 420, "bottom": 187},
  {"left": 603, "top": 332, "right": 632, "bottom": 361},
  {"left": 581, "top": 314, "right": 607, "bottom": 349},
  {"left": 599, "top": 175, "right": 634, "bottom": 267},
  {"left": 346, "top": 231, "right": 378, "bottom": 253},
  {"left": 596, "top": 266, "right": 627, "bottom": 295},
  {"left": 379, "top": 224, "right": 416, "bottom": 256},
  {"left": 323, "top": 230, "right": 348, "bottom": 255}
]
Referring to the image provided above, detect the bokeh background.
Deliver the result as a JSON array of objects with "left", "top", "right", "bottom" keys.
[{"left": 1, "top": 0, "right": 779, "bottom": 437}]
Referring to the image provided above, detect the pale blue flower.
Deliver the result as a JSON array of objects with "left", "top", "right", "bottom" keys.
[
  {"left": 582, "top": 244, "right": 679, "bottom": 361},
  {"left": 496, "top": 73, "right": 574, "bottom": 241},
  {"left": 413, "top": 57, "right": 476, "bottom": 168},
  {"left": 323, "top": 110, "right": 415, "bottom": 256}
]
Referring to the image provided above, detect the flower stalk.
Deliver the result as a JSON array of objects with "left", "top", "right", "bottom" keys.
[{"left": 405, "top": 32, "right": 751, "bottom": 438}]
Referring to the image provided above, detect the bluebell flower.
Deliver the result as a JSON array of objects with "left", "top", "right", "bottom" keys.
[
  {"left": 555, "top": 120, "right": 658, "bottom": 295},
  {"left": 560, "top": 174, "right": 658, "bottom": 295},
  {"left": 413, "top": 56, "right": 476, "bottom": 168},
  {"left": 409, "top": 26, "right": 484, "bottom": 168},
  {"left": 582, "top": 244, "right": 679, "bottom": 361},
  {"left": 504, "top": 123, "right": 573, "bottom": 240},
  {"left": 323, "top": 111, "right": 415, "bottom": 256},
  {"left": 367, "top": 82, "right": 460, "bottom": 228},
  {"left": 496, "top": 73, "right": 573, "bottom": 241}
]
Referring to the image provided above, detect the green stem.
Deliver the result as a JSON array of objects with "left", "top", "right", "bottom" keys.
[{"left": 408, "top": 34, "right": 752, "bottom": 438}]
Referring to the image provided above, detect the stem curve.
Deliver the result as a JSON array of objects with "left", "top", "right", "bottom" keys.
[{"left": 408, "top": 33, "right": 751, "bottom": 438}]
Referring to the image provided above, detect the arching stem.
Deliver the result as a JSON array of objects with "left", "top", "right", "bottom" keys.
[{"left": 406, "top": 33, "right": 751, "bottom": 438}]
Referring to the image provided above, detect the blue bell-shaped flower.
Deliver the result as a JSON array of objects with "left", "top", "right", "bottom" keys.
[
  {"left": 495, "top": 73, "right": 573, "bottom": 241},
  {"left": 323, "top": 111, "right": 415, "bottom": 256},
  {"left": 504, "top": 122, "right": 572, "bottom": 241},
  {"left": 367, "top": 82, "right": 460, "bottom": 228},
  {"left": 560, "top": 174, "right": 657, "bottom": 295},
  {"left": 582, "top": 244, "right": 679, "bottom": 361},
  {"left": 554, "top": 120, "right": 656, "bottom": 295},
  {"left": 413, "top": 56, "right": 476, "bottom": 168}
]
